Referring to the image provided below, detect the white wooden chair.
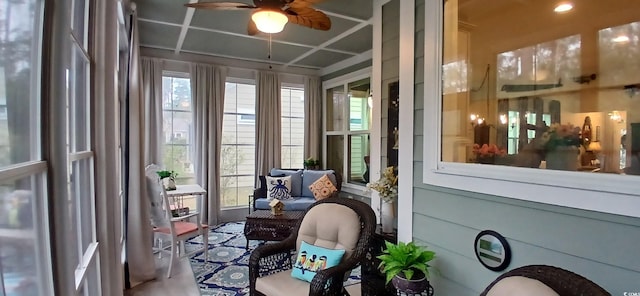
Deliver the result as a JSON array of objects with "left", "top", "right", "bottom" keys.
[{"left": 145, "top": 164, "right": 208, "bottom": 278}]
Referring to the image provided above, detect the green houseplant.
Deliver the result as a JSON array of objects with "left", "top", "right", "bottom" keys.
[
  {"left": 377, "top": 241, "right": 435, "bottom": 294},
  {"left": 303, "top": 157, "right": 320, "bottom": 169},
  {"left": 156, "top": 170, "right": 178, "bottom": 191}
]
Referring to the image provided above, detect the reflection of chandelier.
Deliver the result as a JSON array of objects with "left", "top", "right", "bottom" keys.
[{"left": 609, "top": 111, "right": 624, "bottom": 123}]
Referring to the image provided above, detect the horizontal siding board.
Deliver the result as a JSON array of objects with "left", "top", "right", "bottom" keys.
[
  {"left": 412, "top": 237, "right": 491, "bottom": 294},
  {"left": 413, "top": 213, "right": 640, "bottom": 294},
  {"left": 411, "top": 185, "right": 640, "bottom": 293},
  {"left": 382, "top": 59, "right": 399, "bottom": 80},
  {"left": 412, "top": 186, "right": 640, "bottom": 272},
  {"left": 382, "top": 37, "right": 399, "bottom": 60}
]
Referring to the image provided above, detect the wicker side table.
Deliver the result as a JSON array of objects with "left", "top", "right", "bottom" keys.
[{"left": 244, "top": 210, "right": 304, "bottom": 249}]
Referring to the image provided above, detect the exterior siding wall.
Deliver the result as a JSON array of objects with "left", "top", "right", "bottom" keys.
[{"left": 412, "top": 0, "right": 640, "bottom": 295}]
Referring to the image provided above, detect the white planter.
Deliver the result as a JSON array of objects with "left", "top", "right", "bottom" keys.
[
  {"left": 381, "top": 201, "right": 394, "bottom": 233},
  {"left": 163, "top": 178, "right": 177, "bottom": 191}
]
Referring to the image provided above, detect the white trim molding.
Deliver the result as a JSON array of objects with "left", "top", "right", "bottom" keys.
[
  {"left": 421, "top": 0, "right": 640, "bottom": 218},
  {"left": 397, "top": 0, "right": 415, "bottom": 243}
]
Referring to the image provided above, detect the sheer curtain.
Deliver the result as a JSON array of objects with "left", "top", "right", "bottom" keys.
[
  {"left": 304, "top": 76, "right": 322, "bottom": 160},
  {"left": 191, "top": 63, "right": 227, "bottom": 226},
  {"left": 255, "top": 71, "right": 282, "bottom": 179},
  {"left": 125, "top": 17, "right": 161, "bottom": 283}
]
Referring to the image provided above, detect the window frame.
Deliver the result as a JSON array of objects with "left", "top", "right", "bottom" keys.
[
  {"left": 322, "top": 67, "right": 372, "bottom": 194},
  {"left": 161, "top": 72, "right": 195, "bottom": 184},
  {"left": 421, "top": 0, "right": 640, "bottom": 218},
  {"left": 220, "top": 79, "right": 256, "bottom": 209}
]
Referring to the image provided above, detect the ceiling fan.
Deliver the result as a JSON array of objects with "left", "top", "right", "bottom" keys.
[{"left": 185, "top": 0, "right": 331, "bottom": 35}]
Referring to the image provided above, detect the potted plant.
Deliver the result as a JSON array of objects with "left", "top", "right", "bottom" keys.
[
  {"left": 156, "top": 170, "right": 178, "bottom": 191},
  {"left": 377, "top": 241, "right": 435, "bottom": 295},
  {"left": 303, "top": 157, "right": 320, "bottom": 170}
]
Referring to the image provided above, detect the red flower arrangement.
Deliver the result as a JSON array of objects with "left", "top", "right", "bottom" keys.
[{"left": 472, "top": 144, "right": 506, "bottom": 163}]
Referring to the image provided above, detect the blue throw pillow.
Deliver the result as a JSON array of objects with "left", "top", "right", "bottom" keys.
[
  {"left": 301, "top": 170, "right": 336, "bottom": 198},
  {"left": 291, "top": 241, "right": 345, "bottom": 283},
  {"left": 270, "top": 169, "right": 303, "bottom": 197}
]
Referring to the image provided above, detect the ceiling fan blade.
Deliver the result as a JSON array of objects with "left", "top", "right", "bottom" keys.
[
  {"left": 185, "top": 2, "right": 257, "bottom": 10},
  {"left": 287, "top": 0, "right": 328, "bottom": 7},
  {"left": 247, "top": 18, "right": 258, "bottom": 35},
  {"left": 285, "top": 6, "right": 331, "bottom": 30}
]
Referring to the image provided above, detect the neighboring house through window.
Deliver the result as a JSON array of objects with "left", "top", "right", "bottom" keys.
[
  {"left": 221, "top": 81, "right": 256, "bottom": 208},
  {"left": 281, "top": 85, "right": 305, "bottom": 169}
]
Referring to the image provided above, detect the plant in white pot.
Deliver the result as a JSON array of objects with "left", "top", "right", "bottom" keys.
[
  {"left": 377, "top": 241, "right": 436, "bottom": 295},
  {"left": 156, "top": 170, "right": 178, "bottom": 191}
]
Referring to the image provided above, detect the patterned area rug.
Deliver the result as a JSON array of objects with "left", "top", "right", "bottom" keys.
[{"left": 187, "top": 222, "right": 361, "bottom": 296}]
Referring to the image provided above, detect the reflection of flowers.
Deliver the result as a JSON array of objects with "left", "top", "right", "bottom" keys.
[
  {"left": 539, "top": 123, "right": 581, "bottom": 151},
  {"left": 472, "top": 144, "right": 506, "bottom": 158},
  {"left": 366, "top": 166, "right": 398, "bottom": 203}
]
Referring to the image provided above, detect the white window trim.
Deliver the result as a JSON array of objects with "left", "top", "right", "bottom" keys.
[
  {"left": 322, "top": 67, "right": 373, "bottom": 192},
  {"left": 422, "top": 0, "right": 640, "bottom": 218}
]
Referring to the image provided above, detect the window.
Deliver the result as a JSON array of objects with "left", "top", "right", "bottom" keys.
[
  {"left": 67, "top": 0, "right": 100, "bottom": 293},
  {"left": 281, "top": 85, "right": 305, "bottom": 168},
  {"left": 0, "top": 0, "right": 52, "bottom": 295},
  {"left": 422, "top": 0, "right": 640, "bottom": 217},
  {"left": 221, "top": 81, "right": 256, "bottom": 208},
  {"left": 162, "top": 74, "right": 194, "bottom": 184},
  {"left": 324, "top": 75, "right": 371, "bottom": 186}
]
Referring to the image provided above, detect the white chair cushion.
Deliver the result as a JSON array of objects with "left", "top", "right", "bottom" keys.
[
  {"left": 487, "top": 276, "right": 560, "bottom": 296},
  {"left": 296, "top": 203, "right": 360, "bottom": 260},
  {"left": 256, "top": 270, "right": 310, "bottom": 296}
]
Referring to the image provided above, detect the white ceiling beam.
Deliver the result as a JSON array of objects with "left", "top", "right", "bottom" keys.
[
  {"left": 318, "top": 49, "right": 372, "bottom": 76},
  {"left": 141, "top": 44, "right": 323, "bottom": 70},
  {"left": 284, "top": 19, "right": 372, "bottom": 67},
  {"left": 139, "top": 18, "right": 360, "bottom": 56},
  {"left": 174, "top": 0, "right": 198, "bottom": 54},
  {"left": 319, "top": 9, "right": 369, "bottom": 23}
]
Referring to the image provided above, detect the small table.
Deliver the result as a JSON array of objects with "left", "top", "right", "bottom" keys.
[
  {"left": 165, "top": 184, "right": 207, "bottom": 217},
  {"left": 244, "top": 210, "right": 304, "bottom": 249}
]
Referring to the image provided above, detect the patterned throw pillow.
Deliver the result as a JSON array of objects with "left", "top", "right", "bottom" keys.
[
  {"left": 266, "top": 175, "right": 292, "bottom": 200},
  {"left": 308, "top": 174, "right": 338, "bottom": 200},
  {"left": 291, "top": 241, "right": 345, "bottom": 283}
]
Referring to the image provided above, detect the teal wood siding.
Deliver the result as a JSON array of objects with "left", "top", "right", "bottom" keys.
[{"left": 412, "top": 0, "right": 640, "bottom": 295}]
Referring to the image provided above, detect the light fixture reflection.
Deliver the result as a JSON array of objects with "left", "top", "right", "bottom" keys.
[
  {"left": 612, "top": 35, "right": 630, "bottom": 43},
  {"left": 554, "top": 2, "right": 573, "bottom": 13},
  {"left": 251, "top": 9, "right": 288, "bottom": 33}
]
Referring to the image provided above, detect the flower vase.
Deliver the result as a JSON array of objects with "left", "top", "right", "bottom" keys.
[
  {"left": 546, "top": 146, "right": 579, "bottom": 171},
  {"left": 381, "top": 201, "right": 394, "bottom": 233}
]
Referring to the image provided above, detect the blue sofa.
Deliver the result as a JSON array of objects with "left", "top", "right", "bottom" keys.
[{"left": 252, "top": 168, "right": 342, "bottom": 211}]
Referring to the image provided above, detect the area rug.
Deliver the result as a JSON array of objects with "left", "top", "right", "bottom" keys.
[{"left": 187, "top": 222, "right": 361, "bottom": 296}]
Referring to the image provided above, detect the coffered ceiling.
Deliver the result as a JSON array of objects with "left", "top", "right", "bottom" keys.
[{"left": 136, "top": 0, "right": 373, "bottom": 71}]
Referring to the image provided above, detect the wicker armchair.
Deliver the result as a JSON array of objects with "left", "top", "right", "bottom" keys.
[
  {"left": 248, "top": 198, "right": 376, "bottom": 296},
  {"left": 480, "top": 265, "right": 610, "bottom": 296}
]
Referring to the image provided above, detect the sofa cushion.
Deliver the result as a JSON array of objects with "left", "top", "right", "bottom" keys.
[
  {"left": 308, "top": 174, "right": 338, "bottom": 200},
  {"left": 291, "top": 241, "right": 345, "bottom": 282},
  {"left": 266, "top": 175, "right": 292, "bottom": 200},
  {"left": 255, "top": 196, "right": 316, "bottom": 211},
  {"left": 486, "top": 276, "right": 559, "bottom": 296},
  {"left": 270, "top": 169, "right": 303, "bottom": 197},
  {"left": 301, "top": 169, "right": 336, "bottom": 198}
]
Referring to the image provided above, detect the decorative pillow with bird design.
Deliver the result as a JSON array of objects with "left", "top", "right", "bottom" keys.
[
  {"left": 266, "top": 175, "right": 292, "bottom": 200},
  {"left": 308, "top": 174, "right": 338, "bottom": 200},
  {"left": 291, "top": 241, "right": 345, "bottom": 283}
]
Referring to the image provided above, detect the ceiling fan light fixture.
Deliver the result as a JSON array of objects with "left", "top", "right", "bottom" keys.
[{"left": 252, "top": 9, "right": 288, "bottom": 34}]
